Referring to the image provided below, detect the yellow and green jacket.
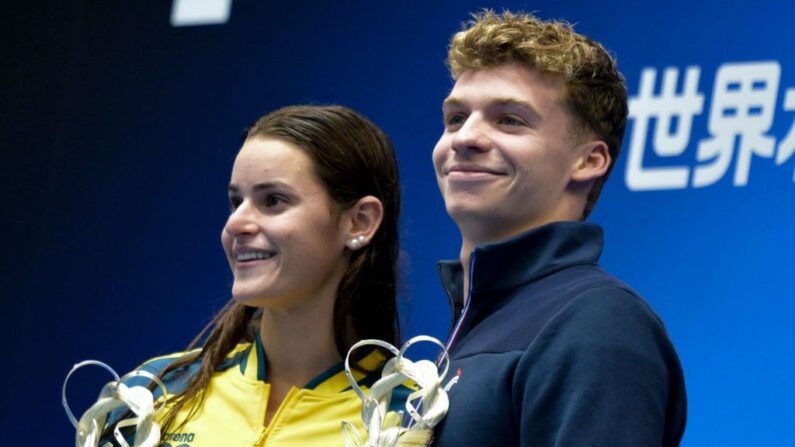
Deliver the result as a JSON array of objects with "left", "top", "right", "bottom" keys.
[{"left": 115, "top": 336, "right": 408, "bottom": 447}]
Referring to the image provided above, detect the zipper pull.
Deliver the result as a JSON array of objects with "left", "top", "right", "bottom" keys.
[{"left": 252, "top": 426, "right": 267, "bottom": 446}]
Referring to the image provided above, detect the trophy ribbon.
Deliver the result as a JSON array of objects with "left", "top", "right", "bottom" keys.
[
  {"left": 341, "top": 335, "right": 454, "bottom": 447},
  {"left": 62, "top": 360, "right": 167, "bottom": 447}
]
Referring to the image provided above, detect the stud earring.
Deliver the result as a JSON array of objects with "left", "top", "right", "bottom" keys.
[{"left": 349, "top": 235, "right": 367, "bottom": 250}]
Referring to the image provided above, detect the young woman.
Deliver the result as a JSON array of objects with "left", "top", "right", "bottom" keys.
[{"left": 104, "top": 105, "right": 404, "bottom": 446}]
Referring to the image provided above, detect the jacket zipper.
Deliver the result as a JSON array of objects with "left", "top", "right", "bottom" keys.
[
  {"left": 254, "top": 387, "right": 300, "bottom": 446},
  {"left": 440, "top": 253, "right": 477, "bottom": 356},
  {"left": 437, "top": 263, "right": 459, "bottom": 332}
]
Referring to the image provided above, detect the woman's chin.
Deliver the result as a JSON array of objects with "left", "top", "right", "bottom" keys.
[{"left": 231, "top": 287, "right": 268, "bottom": 307}]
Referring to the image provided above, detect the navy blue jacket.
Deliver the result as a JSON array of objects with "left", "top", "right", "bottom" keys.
[{"left": 431, "top": 222, "right": 686, "bottom": 446}]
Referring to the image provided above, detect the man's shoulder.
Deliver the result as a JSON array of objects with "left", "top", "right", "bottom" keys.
[
  {"left": 531, "top": 261, "right": 636, "bottom": 296},
  {"left": 550, "top": 283, "right": 667, "bottom": 336},
  {"left": 497, "top": 262, "right": 641, "bottom": 327},
  {"left": 517, "top": 282, "right": 679, "bottom": 375}
]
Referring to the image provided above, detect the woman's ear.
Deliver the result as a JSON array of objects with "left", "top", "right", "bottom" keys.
[
  {"left": 342, "top": 195, "right": 384, "bottom": 251},
  {"left": 571, "top": 140, "right": 611, "bottom": 183}
]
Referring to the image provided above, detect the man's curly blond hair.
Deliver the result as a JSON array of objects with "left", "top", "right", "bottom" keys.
[{"left": 447, "top": 10, "right": 628, "bottom": 218}]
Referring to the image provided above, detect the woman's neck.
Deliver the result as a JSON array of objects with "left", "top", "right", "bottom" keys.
[
  {"left": 258, "top": 297, "right": 341, "bottom": 389},
  {"left": 259, "top": 296, "right": 342, "bottom": 426}
]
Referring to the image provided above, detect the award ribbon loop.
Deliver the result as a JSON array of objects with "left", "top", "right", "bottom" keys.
[
  {"left": 341, "top": 336, "right": 452, "bottom": 447},
  {"left": 62, "top": 360, "right": 167, "bottom": 447}
]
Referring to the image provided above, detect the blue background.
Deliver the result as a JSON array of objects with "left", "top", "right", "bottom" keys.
[{"left": 3, "top": 1, "right": 793, "bottom": 445}]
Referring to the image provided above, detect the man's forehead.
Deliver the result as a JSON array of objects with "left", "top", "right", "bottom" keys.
[
  {"left": 444, "top": 65, "right": 565, "bottom": 104},
  {"left": 442, "top": 95, "right": 537, "bottom": 112}
]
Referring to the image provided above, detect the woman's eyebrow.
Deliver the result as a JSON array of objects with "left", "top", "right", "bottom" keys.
[{"left": 227, "top": 181, "right": 292, "bottom": 193}]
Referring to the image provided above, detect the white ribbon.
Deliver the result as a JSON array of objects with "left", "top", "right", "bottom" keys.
[
  {"left": 62, "top": 360, "right": 167, "bottom": 447},
  {"left": 341, "top": 336, "right": 454, "bottom": 447}
]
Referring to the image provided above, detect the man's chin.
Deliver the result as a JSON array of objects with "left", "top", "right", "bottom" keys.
[
  {"left": 445, "top": 203, "right": 486, "bottom": 222},
  {"left": 446, "top": 206, "right": 502, "bottom": 235}
]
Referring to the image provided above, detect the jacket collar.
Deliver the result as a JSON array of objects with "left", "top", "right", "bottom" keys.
[
  {"left": 437, "top": 221, "right": 604, "bottom": 307},
  {"left": 237, "top": 332, "right": 385, "bottom": 393}
]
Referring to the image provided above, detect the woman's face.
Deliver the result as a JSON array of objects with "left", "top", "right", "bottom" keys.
[{"left": 221, "top": 137, "right": 351, "bottom": 310}]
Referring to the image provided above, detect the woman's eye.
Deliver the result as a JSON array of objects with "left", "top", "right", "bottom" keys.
[
  {"left": 264, "top": 194, "right": 287, "bottom": 207},
  {"left": 228, "top": 196, "right": 242, "bottom": 211}
]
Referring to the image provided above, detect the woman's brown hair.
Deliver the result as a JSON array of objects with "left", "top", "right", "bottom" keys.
[{"left": 124, "top": 105, "right": 401, "bottom": 434}]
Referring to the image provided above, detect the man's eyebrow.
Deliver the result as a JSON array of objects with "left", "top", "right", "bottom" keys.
[
  {"left": 494, "top": 97, "right": 543, "bottom": 122},
  {"left": 492, "top": 97, "right": 535, "bottom": 111},
  {"left": 442, "top": 97, "right": 466, "bottom": 109},
  {"left": 443, "top": 96, "right": 541, "bottom": 118}
]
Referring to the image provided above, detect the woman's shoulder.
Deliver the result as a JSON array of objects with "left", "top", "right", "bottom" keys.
[
  {"left": 137, "top": 349, "right": 200, "bottom": 374},
  {"left": 126, "top": 342, "right": 254, "bottom": 393}
]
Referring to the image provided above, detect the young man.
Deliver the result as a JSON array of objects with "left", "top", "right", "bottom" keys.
[{"left": 430, "top": 11, "right": 686, "bottom": 446}]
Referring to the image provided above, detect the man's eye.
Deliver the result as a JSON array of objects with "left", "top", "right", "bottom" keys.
[
  {"left": 445, "top": 113, "right": 466, "bottom": 127},
  {"left": 498, "top": 115, "right": 524, "bottom": 126},
  {"left": 228, "top": 197, "right": 242, "bottom": 211}
]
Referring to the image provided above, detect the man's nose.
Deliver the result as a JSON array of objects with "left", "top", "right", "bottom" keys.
[{"left": 451, "top": 114, "right": 491, "bottom": 154}]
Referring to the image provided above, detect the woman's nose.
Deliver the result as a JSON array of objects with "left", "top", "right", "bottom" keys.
[{"left": 223, "top": 200, "right": 259, "bottom": 237}]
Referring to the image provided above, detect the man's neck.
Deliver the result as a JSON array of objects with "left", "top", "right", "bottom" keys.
[
  {"left": 457, "top": 220, "right": 546, "bottom": 303},
  {"left": 459, "top": 241, "right": 475, "bottom": 305}
]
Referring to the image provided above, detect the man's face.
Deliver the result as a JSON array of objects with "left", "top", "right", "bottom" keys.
[{"left": 432, "top": 62, "right": 585, "bottom": 244}]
